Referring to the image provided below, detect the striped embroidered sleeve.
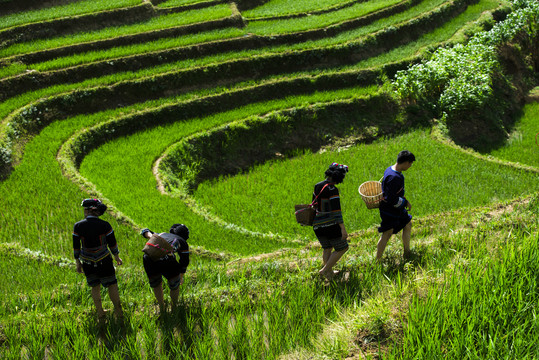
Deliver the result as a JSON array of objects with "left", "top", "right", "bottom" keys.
[{"left": 329, "top": 191, "right": 343, "bottom": 223}]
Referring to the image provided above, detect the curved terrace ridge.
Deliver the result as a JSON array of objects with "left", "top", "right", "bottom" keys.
[
  {"left": 0, "top": 65, "right": 391, "bottom": 175},
  {"left": 0, "top": 2, "right": 155, "bottom": 47},
  {"left": 0, "top": 14, "right": 245, "bottom": 66}
]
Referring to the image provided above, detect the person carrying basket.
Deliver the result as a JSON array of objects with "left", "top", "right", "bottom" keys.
[
  {"left": 376, "top": 150, "right": 415, "bottom": 261},
  {"left": 312, "top": 162, "right": 349, "bottom": 279},
  {"left": 140, "top": 224, "right": 190, "bottom": 315}
]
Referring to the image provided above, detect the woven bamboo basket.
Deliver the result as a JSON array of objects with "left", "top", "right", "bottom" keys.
[
  {"left": 142, "top": 233, "right": 173, "bottom": 261},
  {"left": 358, "top": 180, "right": 383, "bottom": 209}
]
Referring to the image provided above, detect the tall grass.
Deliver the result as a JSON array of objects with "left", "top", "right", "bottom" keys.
[
  {"left": 387, "top": 229, "right": 539, "bottom": 359},
  {"left": 2, "top": 191, "right": 537, "bottom": 359},
  {"left": 0, "top": 241, "right": 387, "bottom": 359}
]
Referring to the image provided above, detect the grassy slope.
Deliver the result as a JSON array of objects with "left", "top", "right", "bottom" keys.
[{"left": 278, "top": 94, "right": 539, "bottom": 359}]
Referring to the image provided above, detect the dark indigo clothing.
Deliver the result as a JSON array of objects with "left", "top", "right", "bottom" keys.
[
  {"left": 312, "top": 180, "right": 343, "bottom": 230},
  {"left": 143, "top": 254, "right": 182, "bottom": 289},
  {"left": 378, "top": 209, "right": 412, "bottom": 234},
  {"left": 379, "top": 166, "right": 407, "bottom": 213},
  {"left": 314, "top": 224, "right": 348, "bottom": 251},
  {"left": 73, "top": 215, "right": 119, "bottom": 287},
  {"left": 81, "top": 256, "right": 117, "bottom": 287},
  {"left": 378, "top": 166, "right": 412, "bottom": 233},
  {"left": 73, "top": 216, "right": 119, "bottom": 263},
  {"left": 141, "top": 231, "right": 190, "bottom": 289}
]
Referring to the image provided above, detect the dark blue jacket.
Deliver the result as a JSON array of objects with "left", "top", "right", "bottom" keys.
[{"left": 380, "top": 166, "right": 407, "bottom": 213}]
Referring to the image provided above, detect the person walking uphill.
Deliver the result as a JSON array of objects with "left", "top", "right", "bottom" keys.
[
  {"left": 376, "top": 150, "right": 416, "bottom": 261},
  {"left": 73, "top": 199, "right": 123, "bottom": 320},
  {"left": 313, "top": 162, "right": 349, "bottom": 279},
  {"left": 140, "top": 224, "right": 190, "bottom": 314}
]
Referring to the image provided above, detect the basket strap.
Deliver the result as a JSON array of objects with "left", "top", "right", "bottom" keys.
[
  {"left": 145, "top": 241, "right": 172, "bottom": 253},
  {"left": 311, "top": 183, "right": 332, "bottom": 207}
]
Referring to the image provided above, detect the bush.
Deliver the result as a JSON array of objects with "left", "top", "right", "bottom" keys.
[{"left": 392, "top": 0, "right": 539, "bottom": 151}]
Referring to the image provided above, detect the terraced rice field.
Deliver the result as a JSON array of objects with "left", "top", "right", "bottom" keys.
[{"left": 0, "top": 0, "right": 538, "bottom": 358}]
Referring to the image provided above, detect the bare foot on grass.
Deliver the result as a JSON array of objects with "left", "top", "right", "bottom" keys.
[
  {"left": 97, "top": 309, "right": 108, "bottom": 322},
  {"left": 114, "top": 308, "right": 124, "bottom": 320},
  {"left": 319, "top": 269, "right": 339, "bottom": 280}
]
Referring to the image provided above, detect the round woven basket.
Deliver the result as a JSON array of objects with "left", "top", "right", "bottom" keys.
[{"left": 358, "top": 181, "right": 383, "bottom": 209}]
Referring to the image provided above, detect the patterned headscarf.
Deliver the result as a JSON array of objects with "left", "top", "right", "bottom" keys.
[{"left": 330, "top": 162, "right": 349, "bottom": 173}]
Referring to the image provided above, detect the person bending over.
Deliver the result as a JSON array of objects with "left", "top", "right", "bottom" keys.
[{"left": 140, "top": 224, "right": 190, "bottom": 314}]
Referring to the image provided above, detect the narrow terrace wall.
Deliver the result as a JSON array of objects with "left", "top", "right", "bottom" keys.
[{"left": 0, "top": 61, "right": 416, "bottom": 180}]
